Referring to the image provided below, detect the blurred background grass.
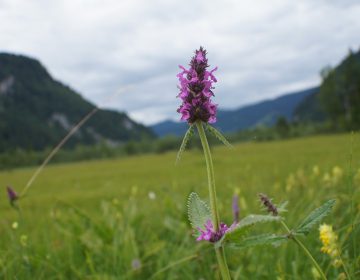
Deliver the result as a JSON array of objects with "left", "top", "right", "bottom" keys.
[{"left": 0, "top": 133, "right": 359, "bottom": 279}]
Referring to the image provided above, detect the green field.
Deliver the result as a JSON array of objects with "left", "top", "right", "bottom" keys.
[{"left": 0, "top": 134, "right": 359, "bottom": 279}]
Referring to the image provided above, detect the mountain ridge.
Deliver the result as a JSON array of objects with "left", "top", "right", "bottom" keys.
[
  {"left": 0, "top": 52, "right": 155, "bottom": 152},
  {"left": 151, "top": 87, "right": 318, "bottom": 136}
]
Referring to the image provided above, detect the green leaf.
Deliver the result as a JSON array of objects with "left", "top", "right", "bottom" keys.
[
  {"left": 277, "top": 201, "right": 289, "bottom": 214},
  {"left": 187, "top": 192, "right": 211, "bottom": 236},
  {"left": 226, "top": 234, "right": 288, "bottom": 249},
  {"left": 295, "top": 199, "right": 336, "bottom": 235},
  {"left": 205, "top": 124, "right": 233, "bottom": 148},
  {"left": 176, "top": 124, "right": 194, "bottom": 164},
  {"left": 219, "top": 214, "right": 281, "bottom": 245}
]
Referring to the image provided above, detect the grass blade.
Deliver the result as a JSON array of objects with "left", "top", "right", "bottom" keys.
[
  {"left": 175, "top": 124, "right": 194, "bottom": 164},
  {"left": 206, "top": 124, "right": 233, "bottom": 148}
]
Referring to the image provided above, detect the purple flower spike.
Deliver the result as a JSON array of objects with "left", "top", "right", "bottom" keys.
[
  {"left": 232, "top": 194, "right": 240, "bottom": 223},
  {"left": 7, "top": 186, "right": 18, "bottom": 205},
  {"left": 177, "top": 47, "right": 218, "bottom": 124},
  {"left": 196, "top": 220, "right": 229, "bottom": 243},
  {"left": 131, "top": 259, "right": 141, "bottom": 271}
]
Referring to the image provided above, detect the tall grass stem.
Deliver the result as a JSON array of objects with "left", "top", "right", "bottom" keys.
[
  {"left": 20, "top": 108, "right": 99, "bottom": 197},
  {"left": 281, "top": 221, "right": 327, "bottom": 280},
  {"left": 196, "top": 121, "right": 231, "bottom": 280}
]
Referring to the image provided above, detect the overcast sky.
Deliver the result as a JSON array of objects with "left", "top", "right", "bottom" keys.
[{"left": 1, "top": 0, "right": 359, "bottom": 125}]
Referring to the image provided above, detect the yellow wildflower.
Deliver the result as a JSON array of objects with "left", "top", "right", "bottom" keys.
[
  {"left": 332, "top": 166, "right": 343, "bottom": 185},
  {"left": 234, "top": 187, "right": 241, "bottom": 196},
  {"left": 312, "top": 165, "right": 320, "bottom": 177},
  {"left": 286, "top": 173, "right": 296, "bottom": 192},
  {"left": 20, "top": 235, "right": 28, "bottom": 247},
  {"left": 319, "top": 224, "right": 342, "bottom": 267},
  {"left": 322, "top": 172, "right": 332, "bottom": 187},
  {"left": 296, "top": 168, "right": 306, "bottom": 187},
  {"left": 11, "top": 221, "right": 18, "bottom": 230}
]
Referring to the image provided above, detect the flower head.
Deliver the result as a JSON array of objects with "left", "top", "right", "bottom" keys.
[
  {"left": 131, "top": 258, "right": 142, "bottom": 271},
  {"left": 7, "top": 186, "right": 18, "bottom": 206},
  {"left": 331, "top": 166, "right": 343, "bottom": 185},
  {"left": 312, "top": 165, "right": 320, "bottom": 177},
  {"left": 148, "top": 191, "right": 156, "bottom": 200},
  {"left": 177, "top": 47, "right": 218, "bottom": 124},
  {"left": 20, "top": 235, "right": 28, "bottom": 247},
  {"left": 319, "top": 224, "right": 342, "bottom": 267},
  {"left": 196, "top": 220, "right": 229, "bottom": 243},
  {"left": 258, "top": 193, "right": 278, "bottom": 216},
  {"left": 12, "top": 221, "right": 18, "bottom": 230}
]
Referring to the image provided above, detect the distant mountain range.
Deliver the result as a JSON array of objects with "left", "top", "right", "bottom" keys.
[
  {"left": 0, "top": 53, "right": 155, "bottom": 152},
  {"left": 151, "top": 48, "right": 360, "bottom": 137},
  {"left": 2, "top": 48, "right": 358, "bottom": 150},
  {"left": 151, "top": 87, "right": 319, "bottom": 137}
]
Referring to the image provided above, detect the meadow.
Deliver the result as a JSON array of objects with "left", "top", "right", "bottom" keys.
[{"left": 0, "top": 133, "right": 359, "bottom": 279}]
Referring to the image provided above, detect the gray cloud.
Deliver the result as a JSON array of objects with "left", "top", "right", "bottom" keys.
[{"left": 0, "top": 0, "right": 359, "bottom": 124}]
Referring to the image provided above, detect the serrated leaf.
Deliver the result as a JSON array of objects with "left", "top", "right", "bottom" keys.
[
  {"left": 176, "top": 124, "right": 194, "bottom": 164},
  {"left": 295, "top": 199, "right": 336, "bottom": 235},
  {"left": 226, "top": 234, "right": 288, "bottom": 249},
  {"left": 187, "top": 192, "right": 211, "bottom": 236},
  {"left": 205, "top": 124, "right": 233, "bottom": 148},
  {"left": 221, "top": 214, "right": 281, "bottom": 244}
]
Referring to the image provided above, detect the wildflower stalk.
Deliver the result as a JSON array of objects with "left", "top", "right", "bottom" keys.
[
  {"left": 338, "top": 253, "right": 351, "bottom": 280},
  {"left": 281, "top": 221, "right": 327, "bottom": 280},
  {"left": 196, "top": 121, "right": 231, "bottom": 280}
]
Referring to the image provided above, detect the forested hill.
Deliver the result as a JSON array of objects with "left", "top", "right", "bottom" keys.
[
  {"left": 294, "top": 48, "right": 360, "bottom": 127},
  {"left": 0, "top": 53, "right": 155, "bottom": 152}
]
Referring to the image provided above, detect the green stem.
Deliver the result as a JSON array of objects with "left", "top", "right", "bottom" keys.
[
  {"left": 196, "top": 121, "right": 231, "bottom": 280},
  {"left": 338, "top": 253, "right": 351, "bottom": 280},
  {"left": 149, "top": 254, "right": 198, "bottom": 279},
  {"left": 196, "top": 121, "right": 220, "bottom": 230},
  {"left": 281, "top": 221, "right": 327, "bottom": 280}
]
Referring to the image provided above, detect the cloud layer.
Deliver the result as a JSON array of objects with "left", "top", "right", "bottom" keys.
[{"left": 1, "top": 0, "right": 359, "bottom": 124}]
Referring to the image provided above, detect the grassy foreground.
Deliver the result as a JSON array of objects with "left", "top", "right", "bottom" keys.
[{"left": 0, "top": 133, "right": 359, "bottom": 279}]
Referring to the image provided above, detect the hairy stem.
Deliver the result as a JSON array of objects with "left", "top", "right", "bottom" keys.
[
  {"left": 281, "top": 221, "right": 327, "bottom": 280},
  {"left": 196, "top": 121, "right": 220, "bottom": 229},
  {"left": 196, "top": 121, "right": 231, "bottom": 280}
]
